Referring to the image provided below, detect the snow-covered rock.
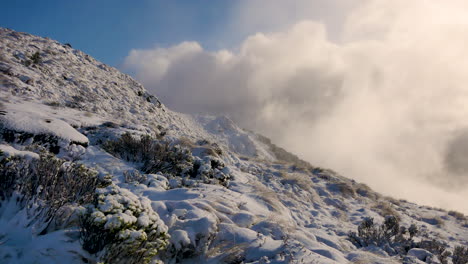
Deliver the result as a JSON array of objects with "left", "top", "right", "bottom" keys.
[
  {"left": 407, "top": 248, "right": 433, "bottom": 261},
  {"left": 0, "top": 144, "right": 39, "bottom": 160}
]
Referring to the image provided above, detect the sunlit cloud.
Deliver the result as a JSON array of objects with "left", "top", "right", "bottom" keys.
[{"left": 124, "top": 0, "right": 468, "bottom": 213}]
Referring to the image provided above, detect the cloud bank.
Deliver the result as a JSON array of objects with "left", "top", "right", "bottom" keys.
[{"left": 123, "top": 0, "right": 468, "bottom": 213}]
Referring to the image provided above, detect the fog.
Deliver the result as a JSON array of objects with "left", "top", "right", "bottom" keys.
[{"left": 123, "top": 0, "right": 468, "bottom": 213}]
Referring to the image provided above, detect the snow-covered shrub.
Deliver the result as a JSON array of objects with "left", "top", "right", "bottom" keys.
[
  {"left": 103, "top": 133, "right": 231, "bottom": 187},
  {"left": 186, "top": 156, "right": 230, "bottom": 186},
  {"left": 164, "top": 217, "right": 218, "bottom": 262},
  {"left": 452, "top": 246, "right": 468, "bottom": 264},
  {"left": 63, "top": 143, "right": 87, "bottom": 161},
  {"left": 348, "top": 216, "right": 417, "bottom": 256},
  {"left": 1, "top": 128, "right": 58, "bottom": 154},
  {"left": 195, "top": 139, "right": 223, "bottom": 157},
  {"left": 102, "top": 133, "right": 193, "bottom": 176},
  {"left": 124, "top": 169, "right": 148, "bottom": 184},
  {"left": 349, "top": 217, "right": 453, "bottom": 262},
  {"left": 0, "top": 151, "right": 99, "bottom": 233},
  {"left": 79, "top": 184, "right": 169, "bottom": 264},
  {"left": 0, "top": 126, "right": 88, "bottom": 154},
  {"left": 418, "top": 239, "right": 450, "bottom": 264}
]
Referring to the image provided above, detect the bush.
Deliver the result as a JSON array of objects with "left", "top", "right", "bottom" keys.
[
  {"left": 79, "top": 184, "right": 169, "bottom": 264},
  {"left": 0, "top": 151, "right": 99, "bottom": 234},
  {"left": 349, "top": 216, "right": 412, "bottom": 251},
  {"left": 349, "top": 217, "right": 454, "bottom": 263},
  {"left": 30, "top": 51, "right": 42, "bottom": 64},
  {"left": 453, "top": 246, "right": 468, "bottom": 264},
  {"left": 418, "top": 239, "right": 450, "bottom": 264},
  {"left": 124, "top": 169, "right": 148, "bottom": 184},
  {"left": 102, "top": 133, "right": 231, "bottom": 187},
  {"left": 22, "top": 51, "right": 42, "bottom": 66},
  {"left": 349, "top": 216, "right": 418, "bottom": 256},
  {"left": 102, "top": 133, "right": 193, "bottom": 176}
]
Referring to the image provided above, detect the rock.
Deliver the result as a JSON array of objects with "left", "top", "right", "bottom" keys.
[{"left": 407, "top": 248, "right": 433, "bottom": 261}]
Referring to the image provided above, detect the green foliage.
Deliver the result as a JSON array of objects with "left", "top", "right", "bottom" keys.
[
  {"left": 22, "top": 51, "right": 42, "bottom": 66},
  {"left": 30, "top": 51, "right": 41, "bottom": 64},
  {"left": 79, "top": 184, "right": 169, "bottom": 264}
]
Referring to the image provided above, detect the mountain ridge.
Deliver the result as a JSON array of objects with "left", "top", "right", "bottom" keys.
[{"left": 0, "top": 28, "right": 467, "bottom": 264}]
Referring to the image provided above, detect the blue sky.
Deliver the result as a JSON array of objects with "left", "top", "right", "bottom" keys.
[{"left": 0, "top": 0, "right": 235, "bottom": 66}]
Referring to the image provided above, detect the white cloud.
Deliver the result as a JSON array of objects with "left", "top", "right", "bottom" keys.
[{"left": 123, "top": 0, "right": 468, "bottom": 213}]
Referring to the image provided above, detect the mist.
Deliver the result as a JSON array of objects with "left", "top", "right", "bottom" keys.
[{"left": 123, "top": 0, "right": 468, "bottom": 213}]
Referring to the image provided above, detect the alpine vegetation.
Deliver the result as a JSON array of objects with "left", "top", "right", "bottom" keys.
[
  {"left": 102, "top": 132, "right": 231, "bottom": 187},
  {"left": 0, "top": 28, "right": 467, "bottom": 264},
  {"left": 0, "top": 151, "right": 99, "bottom": 235},
  {"left": 79, "top": 184, "right": 169, "bottom": 264}
]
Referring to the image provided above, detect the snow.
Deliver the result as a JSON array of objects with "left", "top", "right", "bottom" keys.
[
  {"left": 0, "top": 195, "right": 89, "bottom": 264},
  {"left": 407, "top": 248, "right": 433, "bottom": 261},
  {"left": 0, "top": 27, "right": 467, "bottom": 264},
  {"left": 170, "top": 229, "right": 191, "bottom": 250},
  {"left": 0, "top": 102, "right": 89, "bottom": 145},
  {"left": 0, "top": 144, "right": 39, "bottom": 160}
]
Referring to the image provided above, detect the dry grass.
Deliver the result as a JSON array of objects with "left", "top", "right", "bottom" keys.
[
  {"left": 280, "top": 172, "right": 313, "bottom": 190},
  {"left": 435, "top": 217, "right": 445, "bottom": 228},
  {"left": 448, "top": 210, "right": 466, "bottom": 221},
  {"left": 208, "top": 243, "right": 248, "bottom": 263},
  {"left": 249, "top": 180, "right": 284, "bottom": 213},
  {"left": 177, "top": 137, "right": 195, "bottom": 148},
  {"left": 372, "top": 201, "right": 400, "bottom": 220}
]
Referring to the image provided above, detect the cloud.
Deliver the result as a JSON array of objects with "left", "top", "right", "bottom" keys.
[
  {"left": 123, "top": 0, "right": 468, "bottom": 213},
  {"left": 222, "top": 0, "right": 356, "bottom": 42}
]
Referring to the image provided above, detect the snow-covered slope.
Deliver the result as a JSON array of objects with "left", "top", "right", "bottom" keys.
[{"left": 0, "top": 28, "right": 467, "bottom": 264}]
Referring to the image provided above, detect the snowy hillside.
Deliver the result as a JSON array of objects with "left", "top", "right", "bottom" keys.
[{"left": 0, "top": 28, "right": 467, "bottom": 264}]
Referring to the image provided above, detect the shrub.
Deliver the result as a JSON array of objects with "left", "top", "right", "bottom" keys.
[
  {"left": 124, "top": 169, "right": 148, "bottom": 184},
  {"left": 79, "top": 184, "right": 169, "bottom": 264},
  {"left": 0, "top": 151, "right": 99, "bottom": 234},
  {"left": 452, "top": 246, "right": 468, "bottom": 264},
  {"left": 22, "top": 51, "right": 42, "bottom": 66},
  {"left": 349, "top": 217, "right": 454, "bottom": 263},
  {"left": 30, "top": 51, "right": 42, "bottom": 64},
  {"left": 187, "top": 156, "right": 230, "bottom": 186},
  {"left": 348, "top": 216, "right": 417, "bottom": 256},
  {"left": 418, "top": 239, "right": 450, "bottom": 264},
  {"left": 102, "top": 133, "right": 193, "bottom": 176},
  {"left": 102, "top": 133, "right": 231, "bottom": 187}
]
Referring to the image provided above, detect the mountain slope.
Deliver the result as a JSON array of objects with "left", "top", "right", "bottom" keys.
[{"left": 0, "top": 28, "right": 467, "bottom": 264}]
